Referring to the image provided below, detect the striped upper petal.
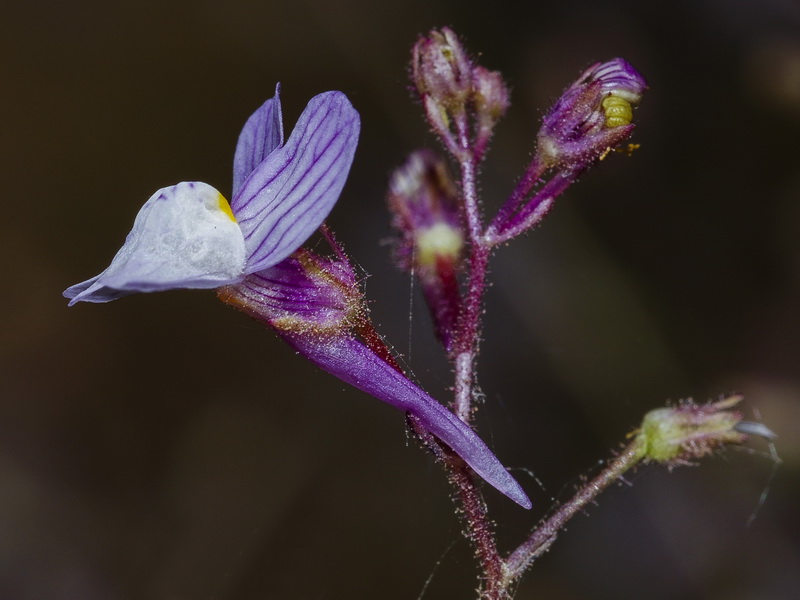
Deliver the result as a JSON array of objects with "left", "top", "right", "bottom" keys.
[
  {"left": 231, "top": 91, "right": 360, "bottom": 274},
  {"left": 232, "top": 84, "right": 284, "bottom": 197}
]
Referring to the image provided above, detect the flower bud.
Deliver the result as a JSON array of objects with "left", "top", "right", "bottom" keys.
[
  {"left": 388, "top": 150, "right": 464, "bottom": 268},
  {"left": 537, "top": 58, "right": 647, "bottom": 168},
  {"left": 471, "top": 65, "right": 510, "bottom": 157},
  {"left": 412, "top": 27, "right": 473, "bottom": 113},
  {"left": 388, "top": 150, "right": 464, "bottom": 349},
  {"left": 472, "top": 65, "right": 510, "bottom": 125},
  {"left": 633, "top": 396, "right": 748, "bottom": 465}
]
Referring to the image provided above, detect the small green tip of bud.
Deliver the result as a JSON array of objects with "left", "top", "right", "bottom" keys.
[{"left": 633, "top": 396, "right": 747, "bottom": 464}]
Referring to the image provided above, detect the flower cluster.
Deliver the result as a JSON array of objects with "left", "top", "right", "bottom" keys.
[
  {"left": 391, "top": 29, "right": 649, "bottom": 365},
  {"left": 64, "top": 85, "right": 531, "bottom": 509},
  {"left": 411, "top": 26, "right": 510, "bottom": 161}
]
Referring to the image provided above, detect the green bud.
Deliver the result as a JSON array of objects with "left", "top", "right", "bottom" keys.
[{"left": 633, "top": 396, "right": 748, "bottom": 465}]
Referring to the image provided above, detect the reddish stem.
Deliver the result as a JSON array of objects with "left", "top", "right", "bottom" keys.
[{"left": 502, "top": 441, "right": 642, "bottom": 585}]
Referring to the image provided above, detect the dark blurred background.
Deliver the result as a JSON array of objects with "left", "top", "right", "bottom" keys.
[{"left": 3, "top": 0, "right": 799, "bottom": 598}]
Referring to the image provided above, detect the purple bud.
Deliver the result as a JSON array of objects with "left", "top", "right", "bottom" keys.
[
  {"left": 472, "top": 65, "right": 510, "bottom": 124},
  {"left": 388, "top": 150, "right": 464, "bottom": 348},
  {"left": 471, "top": 65, "right": 510, "bottom": 159},
  {"left": 537, "top": 58, "right": 647, "bottom": 168},
  {"left": 412, "top": 27, "right": 473, "bottom": 113}
]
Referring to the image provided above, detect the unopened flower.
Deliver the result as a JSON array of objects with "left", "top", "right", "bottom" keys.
[
  {"left": 388, "top": 150, "right": 464, "bottom": 349},
  {"left": 412, "top": 27, "right": 473, "bottom": 113},
  {"left": 537, "top": 58, "right": 646, "bottom": 169},
  {"left": 64, "top": 86, "right": 359, "bottom": 305},
  {"left": 632, "top": 396, "right": 751, "bottom": 465},
  {"left": 411, "top": 27, "right": 511, "bottom": 161},
  {"left": 388, "top": 150, "right": 464, "bottom": 268},
  {"left": 472, "top": 66, "right": 509, "bottom": 128},
  {"left": 485, "top": 58, "right": 646, "bottom": 244}
]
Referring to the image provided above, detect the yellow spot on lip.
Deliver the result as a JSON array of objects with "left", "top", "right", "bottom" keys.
[{"left": 217, "top": 193, "right": 237, "bottom": 222}]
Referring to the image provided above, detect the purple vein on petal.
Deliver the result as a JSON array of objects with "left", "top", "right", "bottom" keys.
[
  {"left": 242, "top": 130, "right": 345, "bottom": 242},
  {"left": 233, "top": 84, "right": 284, "bottom": 197},
  {"left": 231, "top": 92, "right": 360, "bottom": 274},
  {"left": 243, "top": 146, "right": 348, "bottom": 261},
  {"left": 234, "top": 100, "right": 331, "bottom": 216},
  {"left": 239, "top": 103, "right": 343, "bottom": 228},
  {"left": 233, "top": 98, "right": 335, "bottom": 211},
  {"left": 237, "top": 265, "right": 346, "bottom": 314}
]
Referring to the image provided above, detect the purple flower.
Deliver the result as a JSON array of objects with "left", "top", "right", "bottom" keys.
[
  {"left": 64, "top": 85, "right": 359, "bottom": 305},
  {"left": 537, "top": 58, "right": 647, "bottom": 168},
  {"left": 63, "top": 86, "right": 531, "bottom": 508}
]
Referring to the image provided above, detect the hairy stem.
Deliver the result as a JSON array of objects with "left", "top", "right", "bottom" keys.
[
  {"left": 408, "top": 416, "right": 506, "bottom": 599},
  {"left": 452, "top": 242, "right": 489, "bottom": 421},
  {"left": 489, "top": 155, "right": 546, "bottom": 233},
  {"left": 451, "top": 116, "right": 491, "bottom": 421},
  {"left": 444, "top": 116, "right": 514, "bottom": 598},
  {"left": 501, "top": 440, "right": 643, "bottom": 585},
  {"left": 486, "top": 168, "right": 582, "bottom": 245}
]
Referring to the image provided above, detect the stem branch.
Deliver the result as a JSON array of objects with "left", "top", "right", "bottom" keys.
[
  {"left": 502, "top": 440, "right": 644, "bottom": 585},
  {"left": 450, "top": 116, "right": 491, "bottom": 421}
]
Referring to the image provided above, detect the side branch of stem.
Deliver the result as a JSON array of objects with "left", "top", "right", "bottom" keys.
[{"left": 501, "top": 441, "right": 644, "bottom": 585}]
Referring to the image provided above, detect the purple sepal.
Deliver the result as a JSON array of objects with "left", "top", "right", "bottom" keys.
[
  {"left": 283, "top": 331, "right": 532, "bottom": 508},
  {"left": 233, "top": 84, "right": 284, "bottom": 198},
  {"left": 232, "top": 91, "right": 360, "bottom": 274}
]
